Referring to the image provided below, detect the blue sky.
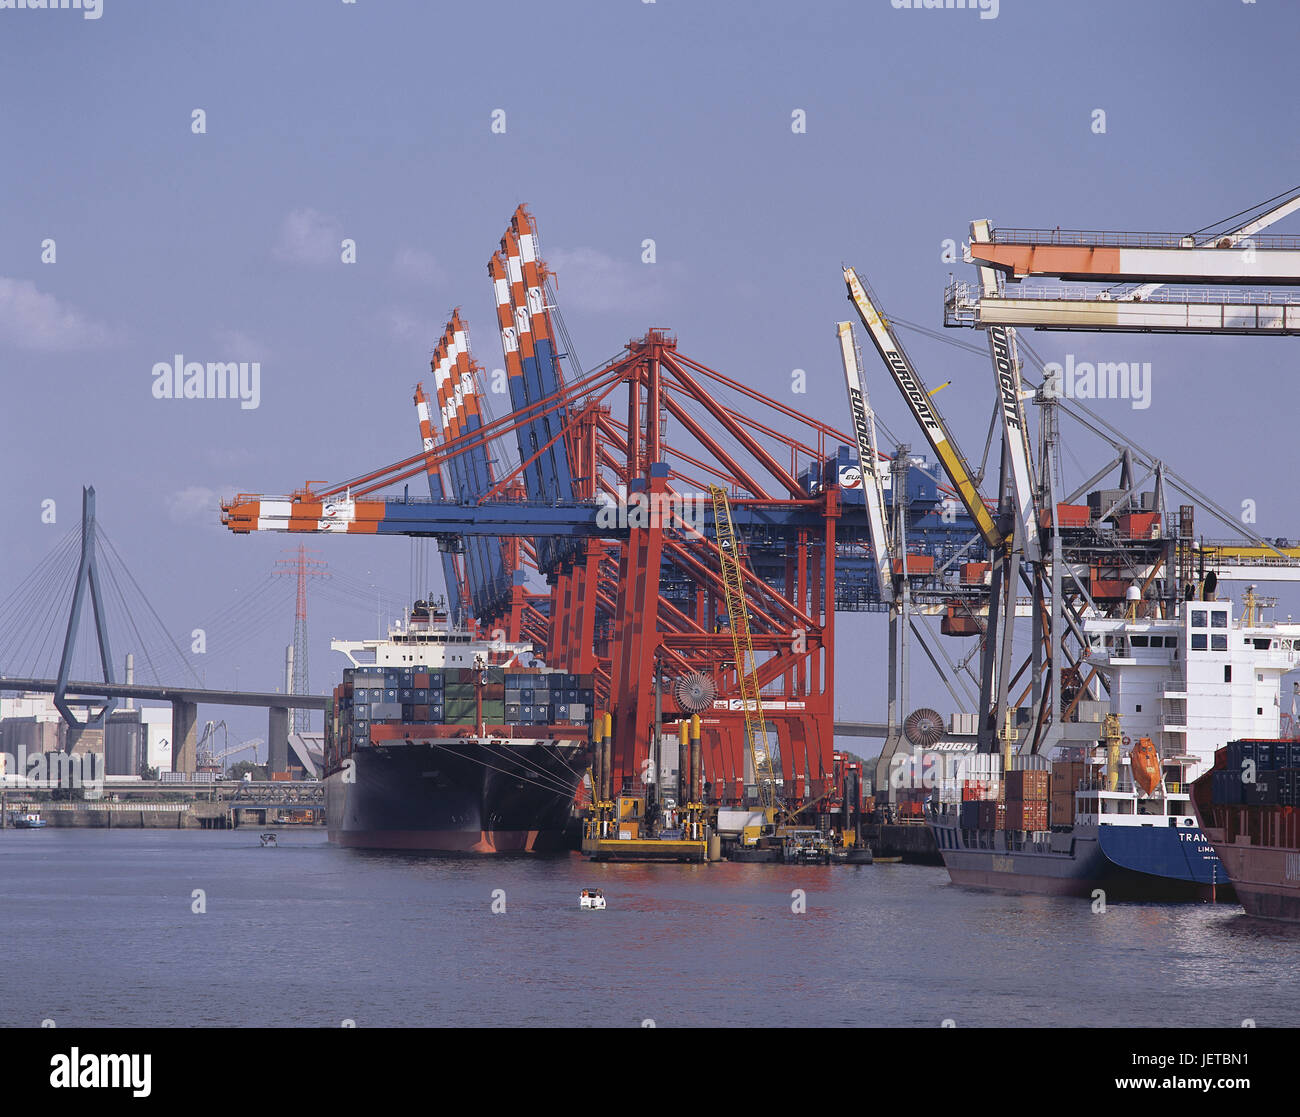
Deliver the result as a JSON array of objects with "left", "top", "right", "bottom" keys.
[{"left": 2, "top": 0, "right": 1299, "bottom": 753}]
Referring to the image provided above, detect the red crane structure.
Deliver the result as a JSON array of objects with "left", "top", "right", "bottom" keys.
[{"left": 223, "top": 206, "right": 980, "bottom": 809}]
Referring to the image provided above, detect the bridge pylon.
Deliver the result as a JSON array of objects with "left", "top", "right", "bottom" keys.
[{"left": 54, "top": 487, "right": 117, "bottom": 750}]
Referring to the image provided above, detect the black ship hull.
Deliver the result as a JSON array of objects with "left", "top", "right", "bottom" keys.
[{"left": 325, "top": 735, "right": 589, "bottom": 853}]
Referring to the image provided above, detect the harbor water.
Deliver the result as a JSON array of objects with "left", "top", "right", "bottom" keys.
[{"left": 3, "top": 829, "right": 1297, "bottom": 1029}]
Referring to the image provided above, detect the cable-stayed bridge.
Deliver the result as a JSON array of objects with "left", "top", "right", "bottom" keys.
[{"left": 0, "top": 487, "right": 407, "bottom": 774}]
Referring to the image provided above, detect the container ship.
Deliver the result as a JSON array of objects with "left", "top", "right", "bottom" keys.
[
  {"left": 928, "top": 736, "right": 1225, "bottom": 900},
  {"left": 1192, "top": 739, "right": 1300, "bottom": 921},
  {"left": 927, "top": 588, "right": 1300, "bottom": 900},
  {"left": 323, "top": 600, "right": 595, "bottom": 852}
]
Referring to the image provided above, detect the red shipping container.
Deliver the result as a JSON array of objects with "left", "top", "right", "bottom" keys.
[
  {"left": 961, "top": 562, "right": 992, "bottom": 586},
  {"left": 1006, "top": 769, "right": 1050, "bottom": 801},
  {"left": 893, "top": 554, "right": 935, "bottom": 576},
  {"left": 414, "top": 672, "right": 430, "bottom": 688},
  {"left": 1041, "top": 503, "right": 1090, "bottom": 530},
  {"left": 942, "top": 607, "right": 984, "bottom": 637},
  {"left": 414, "top": 705, "right": 429, "bottom": 720},
  {"left": 1005, "top": 800, "right": 1049, "bottom": 831},
  {"left": 1090, "top": 576, "right": 1129, "bottom": 600},
  {"left": 1118, "top": 511, "right": 1161, "bottom": 539}
]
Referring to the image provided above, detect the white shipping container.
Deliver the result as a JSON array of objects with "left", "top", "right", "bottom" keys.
[
  {"left": 958, "top": 753, "right": 1001, "bottom": 780},
  {"left": 716, "top": 809, "right": 767, "bottom": 835},
  {"left": 949, "top": 712, "right": 979, "bottom": 736},
  {"left": 1008, "top": 754, "right": 1051, "bottom": 771}
]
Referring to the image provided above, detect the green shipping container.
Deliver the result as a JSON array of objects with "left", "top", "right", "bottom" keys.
[{"left": 444, "top": 698, "right": 478, "bottom": 725}]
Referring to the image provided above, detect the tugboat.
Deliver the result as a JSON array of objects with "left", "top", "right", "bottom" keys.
[
  {"left": 11, "top": 811, "right": 46, "bottom": 829},
  {"left": 784, "top": 829, "right": 832, "bottom": 865}
]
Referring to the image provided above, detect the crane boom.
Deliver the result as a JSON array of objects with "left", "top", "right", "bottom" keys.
[
  {"left": 212, "top": 739, "right": 263, "bottom": 763},
  {"left": 970, "top": 220, "right": 1042, "bottom": 564},
  {"left": 843, "top": 266, "right": 1002, "bottom": 551},
  {"left": 708, "top": 485, "right": 777, "bottom": 808},
  {"left": 836, "top": 321, "right": 894, "bottom": 603},
  {"left": 1117, "top": 189, "right": 1300, "bottom": 302}
]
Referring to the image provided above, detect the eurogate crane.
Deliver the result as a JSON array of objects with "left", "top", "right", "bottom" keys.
[
  {"left": 844, "top": 266, "right": 1036, "bottom": 773},
  {"left": 962, "top": 189, "right": 1300, "bottom": 760},
  {"left": 947, "top": 187, "right": 1300, "bottom": 335}
]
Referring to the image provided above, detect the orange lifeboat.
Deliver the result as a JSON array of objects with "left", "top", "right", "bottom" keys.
[{"left": 1131, "top": 737, "right": 1161, "bottom": 796}]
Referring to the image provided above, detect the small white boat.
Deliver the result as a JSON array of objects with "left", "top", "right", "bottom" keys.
[
  {"left": 579, "top": 888, "right": 606, "bottom": 910},
  {"left": 11, "top": 812, "right": 45, "bottom": 829},
  {"left": 259, "top": 832, "right": 278, "bottom": 847}
]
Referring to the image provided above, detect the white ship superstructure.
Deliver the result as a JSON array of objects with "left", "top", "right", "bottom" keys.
[{"left": 1079, "top": 588, "right": 1300, "bottom": 785}]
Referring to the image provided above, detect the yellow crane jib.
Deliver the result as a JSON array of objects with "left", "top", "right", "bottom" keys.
[
  {"left": 708, "top": 484, "right": 777, "bottom": 810},
  {"left": 843, "top": 266, "right": 1003, "bottom": 552}
]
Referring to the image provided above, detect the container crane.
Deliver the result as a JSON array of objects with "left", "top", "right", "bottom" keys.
[
  {"left": 970, "top": 220, "right": 1042, "bottom": 565},
  {"left": 966, "top": 188, "right": 1300, "bottom": 285},
  {"left": 949, "top": 187, "right": 1300, "bottom": 334},
  {"left": 836, "top": 321, "right": 894, "bottom": 604},
  {"left": 844, "top": 267, "right": 1001, "bottom": 551},
  {"left": 845, "top": 265, "right": 1054, "bottom": 758}
]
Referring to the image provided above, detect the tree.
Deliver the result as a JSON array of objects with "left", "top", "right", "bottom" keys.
[{"left": 227, "top": 761, "right": 268, "bottom": 781}]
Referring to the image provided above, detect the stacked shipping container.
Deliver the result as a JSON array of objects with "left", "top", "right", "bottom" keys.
[
  {"left": 1004, "top": 769, "right": 1049, "bottom": 831},
  {"left": 958, "top": 777, "right": 1001, "bottom": 830},
  {"left": 1213, "top": 739, "right": 1300, "bottom": 808},
  {"left": 1050, "top": 759, "right": 1086, "bottom": 826},
  {"left": 331, "top": 665, "right": 596, "bottom": 757}
]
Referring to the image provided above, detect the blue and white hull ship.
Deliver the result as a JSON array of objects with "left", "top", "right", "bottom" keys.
[{"left": 928, "top": 587, "right": 1300, "bottom": 901}]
